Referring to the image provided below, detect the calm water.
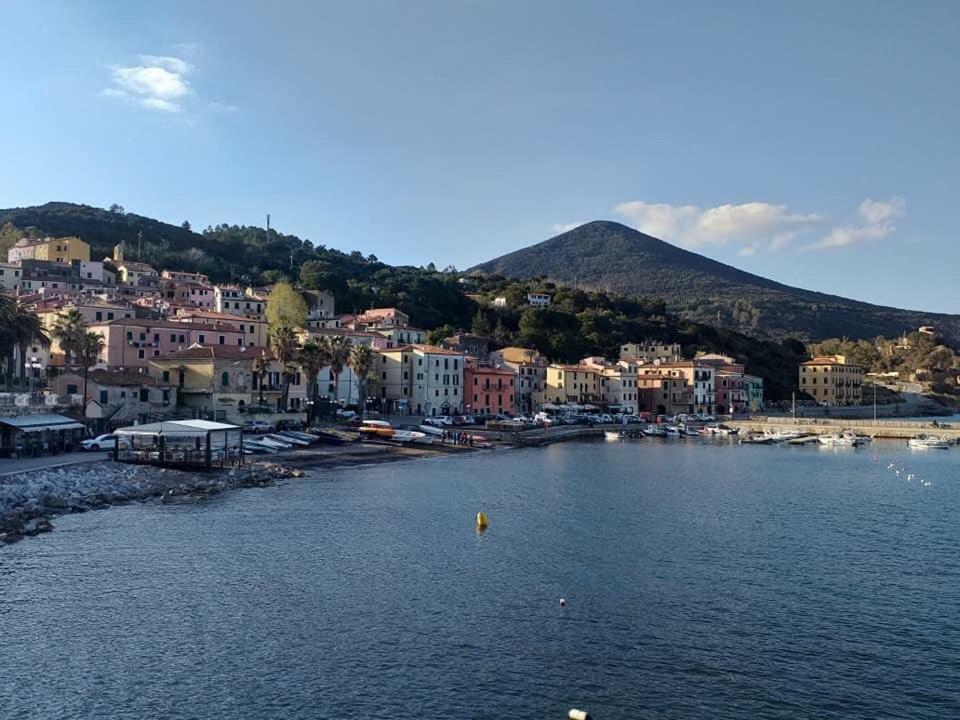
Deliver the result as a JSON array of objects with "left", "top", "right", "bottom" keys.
[{"left": 2, "top": 439, "right": 960, "bottom": 719}]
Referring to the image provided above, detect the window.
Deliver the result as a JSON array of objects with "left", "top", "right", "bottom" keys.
[
  {"left": 95, "top": 311, "right": 102, "bottom": 321},
  {"left": 198, "top": 334, "right": 205, "bottom": 343},
  {"left": 162, "top": 371, "right": 170, "bottom": 382},
  {"left": 99, "top": 390, "right": 108, "bottom": 403},
  {"left": 137, "top": 349, "right": 144, "bottom": 359},
  {"left": 179, "top": 335, "right": 185, "bottom": 343},
  {"left": 221, "top": 371, "right": 230, "bottom": 387},
  {"left": 218, "top": 336, "right": 225, "bottom": 345}
]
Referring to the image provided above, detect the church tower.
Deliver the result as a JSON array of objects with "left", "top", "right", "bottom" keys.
[{"left": 113, "top": 239, "right": 126, "bottom": 262}]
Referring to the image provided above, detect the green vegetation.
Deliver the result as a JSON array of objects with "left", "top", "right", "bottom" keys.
[
  {"left": 470, "top": 220, "right": 960, "bottom": 344},
  {"left": 809, "top": 332, "right": 960, "bottom": 395}
]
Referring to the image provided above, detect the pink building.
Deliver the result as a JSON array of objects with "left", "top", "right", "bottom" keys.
[
  {"left": 89, "top": 318, "right": 246, "bottom": 370},
  {"left": 464, "top": 362, "right": 516, "bottom": 415}
]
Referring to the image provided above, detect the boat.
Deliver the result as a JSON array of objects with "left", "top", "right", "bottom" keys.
[
  {"left": 418, "top": 424, "right": 445, "bottom": 436},
  {"left": 254, "top": 435, "right": 293, "bottom": 450},
  {"left": 644, "top": 424, "right": 667, "bottom": 437},
  {"left": 739, "top": 432, "right": 775, "bottom": 445},
  {"left": 908, "top": 433, "right": 951, "bottom": 450},
  {"left": 763, "top": 429, "right": 806, "bottom": 443},
  {"left": 358, "top": 419, "right": 396, "bottom": 440},
  {"left": 280, "top": 430, "right": 320, "bottom": 443},
  {"left": 713, "top": 424, "right": 740, "bottom": 436},
  {"left": 605, "top": 429, "right": 644, "bottom": 440},
  {"left": 817, "top": 431, "right": 864, "bottom": 447},
  {"left": 392, "top": 429, "right": 431, "bottom": 444},
  {"left": 243, "top": 439, "right": 279, "bottom": 453},
  {"left": 785, "top": 433, "right": 820, "bottom": 445},
  {"left": 267, "top": 433, "right": 309, "bottom": 447},
  {"left": 664, "top": 425, "right": 683, "bottom": 436}
]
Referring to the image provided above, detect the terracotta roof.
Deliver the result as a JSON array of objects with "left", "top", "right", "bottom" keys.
[
  {"left": 153, "top": 345, "right": 274, "bottom": 362},
  {"left": 60, "top": 369, "right": 169, "bottom": 387},
  {"left": 94, "top": 318, "right": 243, "bottom": 332}
]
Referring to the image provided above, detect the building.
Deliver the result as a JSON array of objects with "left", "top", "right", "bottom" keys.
[
  {"left": 52, "top": 369, "right": 176, "bottom": 429},
  {"left": 652, "top": 361, "right": 716, "bottom": 415},
  {"left": 150, "top": 345, "right": 306, "bottom": 419},
  {"left": 214, "top": 285, "right": 266, "bottom": 319},
  {"left": 171, "top": 309, "right": 269, "bottom": 348},
  {"left": 19, "top": 259, "right": 82, "bottom": 295},
  {"left": 715, "top": 370, "right": 745, "bottom": 414},
  {"left": 545, "top": 364, "right": 600, "bottom": 405},
  {"left": 799, "top": 355, "right": 863, "bottom": 407},
  {"left": 373, "top": 326, "right": 427, "bottom": 347},
  {"left": 302, "top": 289, "right": 336, "bottom": 328},
  {"left": 8, "top": 236, "right": 90, "bottom": 264},
  {"left": 160, "top": 276, "right": 215, "bottom": 309},
  {"left": 489, "top": 347, "right": 546, "bottom": 413},
  {"left": 89, "top": 318, "right": 246, "bottom": 369},
  {"left": 112, "top": 260, "right": 159, "bottom": 287},
  {"left": 161, "top": 270, "right": 210, "bottom": 284},
  {"left": 492, "top": 297, "right": 507, "bottom": 308},
  {"left": 0, "top": 261, "right": 22, "bottom": 292},
  {"left": 376, "top": 344, "right": 465, "bottom": 415},
  {"left": 114, "top": 419, "right": 243, "bottom": 468},
  {"left": 583, "top": 357, "right": 639, "bottom": 413},
  {"left": 0, "top": 414, "right": 87, "bottom": 457},
  {"left": 355, "top": 307, "right": 410, "bottom": 328},
  {"left": 526, "top": 293, "right": 551, "bottom": 307},
  {"left": 742, "top": 374, "right": 764, "bottom": 411},
  {"left": 440, "top": 333, "right": 490, "bottom": 358},
  {"left": 464, "top": 361, "right": 516, "bottom": 415},
  {"left": 620, "top": 342, "right": 682, "bottom": 363},
  {"left": 636, "top": 366, "right": 693, "bottom": 416}
]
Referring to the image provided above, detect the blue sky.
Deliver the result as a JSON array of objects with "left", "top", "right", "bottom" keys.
[{"left": 3, "top": 1, "right": 959, "bottom": 312}]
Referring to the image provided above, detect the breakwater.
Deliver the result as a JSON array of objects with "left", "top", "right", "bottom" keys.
[{"left": 729, "top": 417, "right": 960, "bottom": 440}]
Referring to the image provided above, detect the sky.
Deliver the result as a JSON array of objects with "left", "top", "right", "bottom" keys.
[{"left": 2, "top": 1, "right": 959, "bottom": 312}]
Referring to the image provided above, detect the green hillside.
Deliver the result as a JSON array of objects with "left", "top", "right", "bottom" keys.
[{"left": 471, "top": 220, "right": 960, "bottom": 343}]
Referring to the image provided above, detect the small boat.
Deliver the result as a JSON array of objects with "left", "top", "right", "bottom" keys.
[
  {"left": 268, "top": 433, "right": 309, "bottom": 447},
  {"left": 739, "top": 432, "right": 775, "bottom": 445},
  {"left": 254, "top": 435, "right": 293, "bottom": 450},
  {"left": 418, "top": 424, "right": 445, "bottom": 436},
  {"left": 644, "top": 424, "right": 667, "bottom": 437},
  {"left": 280, "top": 430, "right": 320, "bottom": 443},
  {"left": 817, "top": 431, "right": 863, "bottom": 447},
  {"left": 392, "top": 429, "right": 430, "bottom": 444},
  {"left": 359, "top": 420, "right": 396, "bottom": 440},
  {"left": 243, "top": 440, "right": 278, "bottom": 454},
  {"left": 605, "top": 429, "right": 644, "bottom": 441},
  {"left": 909, "top": 433, "right": 951, "bottom": 450},
  {"left": 785, "top": 433, "right": 820, "bottom": 445},
  {"left": 684, "top": 425, "right": 701, "bottom": 437},
  {"left": 764, "top": 429, "right": 806, "bottom": 443},
  {"left": 604, "top": 430, "right": 622, "bottom": 441},
  {"left": 664, "top": 425, "right": 683, "bottom": 436},
  {"left": 713, "top": 424, "right": 740, "bottom": 436}
]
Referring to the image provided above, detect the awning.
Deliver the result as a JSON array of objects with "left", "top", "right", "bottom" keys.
[{"left": 19, "top": 422, "right": 85, "bottom": 433}]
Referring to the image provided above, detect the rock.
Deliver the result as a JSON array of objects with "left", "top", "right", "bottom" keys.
[{"left": 41, "top": 494, "right": 68, "bottom": 510}]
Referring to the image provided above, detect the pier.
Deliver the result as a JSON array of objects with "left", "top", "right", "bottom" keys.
[{"left": 728, "top": 417, "right": 960, "bottom": 441}]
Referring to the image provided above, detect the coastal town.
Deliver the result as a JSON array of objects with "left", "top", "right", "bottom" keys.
[{"left": 0, "top": 231, "right": 952, "bottom": 464}]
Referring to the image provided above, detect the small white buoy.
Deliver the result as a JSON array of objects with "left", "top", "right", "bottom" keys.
[
  {"left": 568, "top": 709, "right": 591, "bottom": 720},
  {"left": 559, "top": 598, "right": 566, "bottom": 607}
]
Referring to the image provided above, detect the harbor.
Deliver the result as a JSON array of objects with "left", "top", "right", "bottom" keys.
[{"left": 728, "top": 417, "right": 960, "bottom": 441}]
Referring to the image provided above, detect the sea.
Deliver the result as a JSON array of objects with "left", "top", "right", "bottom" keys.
[{"left": 2, "top": 438, "right": 959, "bottom": 719}]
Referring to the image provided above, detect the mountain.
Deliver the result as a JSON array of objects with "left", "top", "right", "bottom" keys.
[{"left": 471, "top": 220, "right": 960, "bottom": 343}]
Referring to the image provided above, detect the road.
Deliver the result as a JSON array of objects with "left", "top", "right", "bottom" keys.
[{"left": 0, "top": 451, "right": 110, "bottom": 477}]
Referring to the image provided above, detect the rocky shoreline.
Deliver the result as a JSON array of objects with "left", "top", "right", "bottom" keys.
[{"left": 0, "top": 461, "right": 304, "bottom": 546}]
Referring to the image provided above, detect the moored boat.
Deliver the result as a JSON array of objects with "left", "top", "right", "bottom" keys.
[
  {"left": 817, "top": 431, "right": 864, "bottom": 447},
  {"left": 908, "top": 433, "right": 951, "bottom": 450},
  {"left": 739, "top": 432, "right": 775, "bottom": 445}
]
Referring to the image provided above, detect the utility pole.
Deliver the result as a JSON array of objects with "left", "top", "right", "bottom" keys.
[{"left": 137, "top": 229, "right": 143, "bottom": 261}]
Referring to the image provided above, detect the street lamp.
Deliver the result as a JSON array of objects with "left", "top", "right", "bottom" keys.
[{"left": 866, "top": 372, "right": 879, "bottom": 423}]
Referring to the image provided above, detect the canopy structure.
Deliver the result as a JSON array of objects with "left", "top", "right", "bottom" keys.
[
  {"left": 0, "top": 413, "right": 87, "bottom": 457},
  {"left": 114, "top": 419, "right": 243, "bottom": 468}
]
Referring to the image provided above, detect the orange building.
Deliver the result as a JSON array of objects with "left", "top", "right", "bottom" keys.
[{"left": 464, "top": 361, "right": 516, "bottom": 415}]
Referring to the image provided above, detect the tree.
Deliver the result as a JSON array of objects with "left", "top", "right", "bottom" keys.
[
  {"left": 299, "top": 338, "right": 331, "bottom": 422},
  {"left": 427, "top": 324, "right": 455, "bottom": 346},
  {"left": 471, "top": 309, "right": 493, "bottom": 338},
  {"left": 269, "top": 326, "right": 299, "bottom": 410},
  {"left": 261, "top": 269, "right": 288, "bottom": 284},
  {"left": 348, "top": 343, "right": 375, "bottom": 415},
  {"left": 253, "top": 354, "right": 271, "bottom": 410},
  {"left": 327, "top": 336, "right": 353, "bottom": 406},
  {"left": 265, "top": 282, "right": 308, "bottom": 330},
  {"left": 51, "top": 309, "right": 87, "bottom": 366},
  {"left": 181, "top": 220, "right": 192, "bottom": 231},
  {"left": 78, "top": 332, "right": 105, "bottom": 405},
  {"left": 1, "top": 300, "right": 49, "bottom": 388},
  {"left": 109, "top": 203, "right": 125, "bottom": 214}
]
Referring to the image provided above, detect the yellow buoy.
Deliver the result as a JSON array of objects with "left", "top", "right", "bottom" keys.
[{"left": 476, "top": 511, "right": 489, "bottom": 530}]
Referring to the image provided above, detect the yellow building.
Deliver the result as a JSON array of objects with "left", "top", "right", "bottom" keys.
[
  {"left": 545, "top": 364, "right": 600, "bottom": 405},
  {"left": 489, "top": 347, "right": 547, "bottom": 413},
  {"left": 799, "top": 355, "right": 863, "bottom": 407},
  {"left": 8, "top": 236, "right": 90, "bottom": 264}
]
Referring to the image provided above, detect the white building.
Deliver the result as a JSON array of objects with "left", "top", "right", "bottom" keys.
[
  {"left": 377, "top": 344, "right": 465, "bottom": 415},
  {"left": 527, "top": 293, "right": 551, "bottom": 307}
]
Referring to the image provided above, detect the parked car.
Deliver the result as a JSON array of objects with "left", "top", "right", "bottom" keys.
[
  {"left": 433, "top": 416, "right": 455, "bottom": 426},
  {"left": 242, "top": 420, "right": 274, "bottom": 433},
  {"left": 81, "top": 434, "right": 117, "bottom": 452},
  {"left": 336, "top": 409, "right": 357, "bottom": 419}
]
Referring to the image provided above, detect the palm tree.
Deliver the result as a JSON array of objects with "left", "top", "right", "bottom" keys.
[
  {"left": 298, "top": 338, "right": 331, "bottom": 423},
  {"left": 77, "top": 332, "right": 105, "bottom": 406},
  {"left": 252, "top": 353, "right": 271, "bottom": 410},
  {"left": 269, "top": 326, "right": 299, "bottom": 410},
  {"left": 0, "top": 301, "right": 49, "bottom": 389},
  {"left": 51, "top": 308, "right": 86, "bottom": 367},
  {"left": 348, "top": 343, "right": 376, "bottom": 417},
  {"left": 327, "top": 336, "right": 353, "bottom": 408}
]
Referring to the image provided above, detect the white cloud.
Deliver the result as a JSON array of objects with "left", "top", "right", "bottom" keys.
[
  {"left": 614, "top": 199, "right": 823, "bottom": 253},
  {"left": 550, "top": 222, "right": 582, "bottom": 234},
  {"left": 103, "top": 54, "right": 193, "bottom": 112},
  {"left": 806, "top": 196, "right": 905, "bottom": 251}
]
